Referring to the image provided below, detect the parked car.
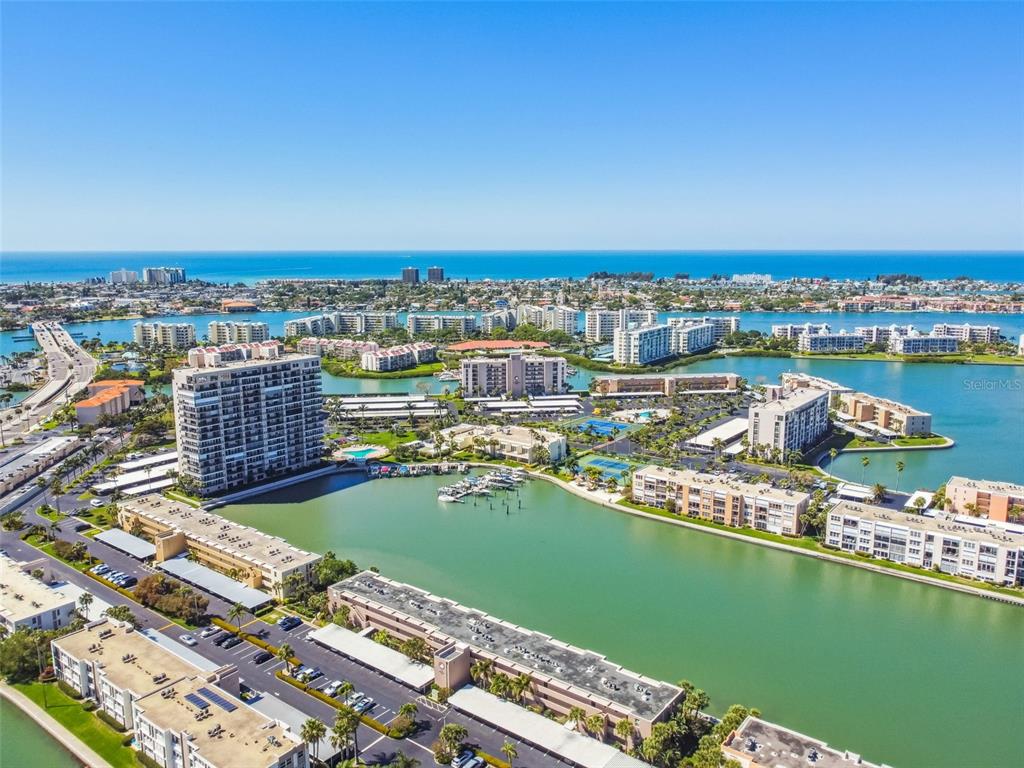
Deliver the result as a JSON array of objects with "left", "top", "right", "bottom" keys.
[
  {"left": 277, "top": 616, "right": 302, "bottom": 631},
  {"left": 199, "top": 626, "right": 220, "bottom": 638},
  {"left": 212, "top": 633, "right": 230, "bottom": 646},
  {"left": 463, "top": 759, "right": 485, "bottom": 768},
  {"left": 353, "top": 697, "right": 374, "bottom": 713},
  {"left": 222, "top": 636, "right": 243, "bottom": 649},
  {"left": 301, "top": 667, "right": 322, "bottom": 682},
  {"left": 252, "top": 651, "right": 273, "bottom": 665},
  {"left": 118, "top": 576, "right": 137, "bottom": 588},
  {"left": 90, "top": 499, "right": 105, "bottom": 508},
  {"left": 322, "top": 680, "right": 344, "bottom": 698},
  {"left": 344, "top": 691, "right": 364, "bottom": 707},
  {"left": 179, "top": 635, "right": 197, "bottom": 647},
  {"left": 452, "top": 750, "right": 477, "bottom": 768}
]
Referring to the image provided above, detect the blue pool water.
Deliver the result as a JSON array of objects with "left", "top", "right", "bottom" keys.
[{"left": 343, "top": 448, "right": 379, "bottom": 458}]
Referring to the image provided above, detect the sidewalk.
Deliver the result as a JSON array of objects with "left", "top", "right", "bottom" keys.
[{"left": 0, "top": 682, "right": 108, "bottom": 768}]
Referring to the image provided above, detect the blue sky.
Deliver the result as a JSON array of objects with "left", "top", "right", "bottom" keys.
[{"left": 2, "top": 1, "right": 1022, "bottom": 251}]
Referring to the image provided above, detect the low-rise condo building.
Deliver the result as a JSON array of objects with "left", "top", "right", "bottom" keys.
[
  {"left": 854, "top": 324, "right": 916, "bottom": 346},
  {"left": 613, "top": 323, "right": 674, "bottom": 364},
  {"left": 797, "top": 330, "right": 866, "bottom": 353},
  {"left": 945, "top": 477, "right": 1024, "bottom": 523},
  {"left": 772, "top": 322, "right": 829, "bottom": 339},
  {"left": 632, "top": 466, "right": 810, "bottom": 535},
  {"left": 459, "top": 351, "right": 566, "bottom": 397},
  {"left": 888, "top": 332, "right": 960, "bottom": 355},
  {"left": 669, "top": 321, "right": 716, "bottom": 354},
  {"left": 481, "top": 309, "right": 517, "bottom": 334},
  {"left": 931, "top": 323, "right": 1001, "bottom": 344},
  {"left": 360, "top": 342, "right": 437, "bottom": 372},
  {"left": 297, "top": 337, "right": 378, "bottom": 359},
  {"left": 836, "top": 392, "right": 932, "bottom": 436},
  {"left": 283, "top": 311, "right": 398, "bottom": 337},
  {"left": 722, "top": 715, "right": 888, "bottom": 768},
  {"left": 1, "top": 555, "right": 78, "bottom": 634},
  {"left": 593, "top": 372, "right": 740, "bottom": 397},
  {"left": 0, "top": 436, "right": 80, "bottom": 495},
  {"left": 515, "top": 304, "right": 579, "bottom": 334},
  {"left": 118, "top": 495, "right": 320, "bottom": 597},
  {"left": 75, "top": 379, "right": 147, "bottom": 425},
  {"left": 327, "top": 571, "right": 684, "bottom": 740},
  {"left": 207, "top": 321, "right": 270, "bottom": 345},
  {"left": 134, "top": 322, "right": 196, "bottom": 349},
  {"left": 748, "top": 388, "right": 830, "bottom": 455},
  {"left": 779, "top": 372, "right": 853, "bottom": 395},
  {"left": 405, "top": 313, "right": 478, "bottom": 337},
  {"left": 437, "top": 423, "right": 567, "bottom": 463},
  {"left": 173, "top": 345, "right": 324, "bottom": 494},
  {"left": 825, "top": 500, "right": 1024, "bottom": 586},
  {"left": 584, "top": 308, "right": 658, "bottom": 341}
]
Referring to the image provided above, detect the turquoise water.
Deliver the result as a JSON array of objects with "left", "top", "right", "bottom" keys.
[
  {"left": 342, "top": 447, "right": 379, "bottom": 458},
  {"left": 220, "top": 473, "right": 1024, "bottom": 768},
  {"left": 3, "top": 251, "right": 1023, "bottom": 284},
  {"left": 0, "top": 697, "right": 83, "bottom": 768}
]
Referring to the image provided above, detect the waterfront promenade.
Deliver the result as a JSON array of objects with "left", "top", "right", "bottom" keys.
[{"left": 0, "top": 682, "right": 103, "bottom": 768}]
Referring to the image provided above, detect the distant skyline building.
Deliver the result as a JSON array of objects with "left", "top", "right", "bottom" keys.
[
  {"left": 142, "top": 266, "right": 186, "bottom": 285},
  {"left": 427, "top": 266, "right": 445, "bottom": 282},
  {"left": 207, "top": 320, "right": 270, "bottom": 345},
  {"left": 109, "top": 268, "right": 138, "bottom": 284},
  {"left": 401, "top": 266, "right": 420, "bottom": 284}
]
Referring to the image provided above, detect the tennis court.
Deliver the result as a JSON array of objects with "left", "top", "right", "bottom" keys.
[
  {"left": 573, "top": 417, "right": 631, "bottom": 436},
  {"left": 579, "top": 455, "right": 635, "bottom": 479}
]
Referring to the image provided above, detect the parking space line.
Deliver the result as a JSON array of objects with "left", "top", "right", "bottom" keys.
[{"left": 156, "top": 622, "right": 175, "bottom": 631}]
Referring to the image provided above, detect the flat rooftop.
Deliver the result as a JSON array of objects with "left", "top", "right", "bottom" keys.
[
  {"left": 751, "top": 387, "right": 828, "bottom": 412},
  {"left": 123, "top": 495, "right": 320, "bottom": 572},
  {"left": 1, "top": 555, "right": 76, "bottom": 624},
  {"left": 118, "top": 451, "right": 179, "bottom": 472},
  {"left": 335, "top": 571, "right": 681, "bottom": 721},
  {"left": 52, "top": 621, "right": 201, "bottom": 696},
  {"left": 947, "top": 476, "right": 1024, "bottom": 495},
  {"left": 724, "top": 716, "right": 887, "bottom": 768},
  {"left": 309, "top": 624, "right": 434, "bottom": 690},
  {"left": 829, "top": 500, "right": 1023, "bottom": 547},
  {"left": 634, "top": 466, "right": 810, "bottom": 506},
  {"left": 0, "top": 436, "right": 79, "bottom": 481},
  {"left": 134, "top": 677, "right": 297, "bottom": 767},
  {"left": 687, "top": 417, "right": 749, "bottom": 448}
]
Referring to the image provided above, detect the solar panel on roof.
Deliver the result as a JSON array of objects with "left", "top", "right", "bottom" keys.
[
  {"left": 185, "top": 692, "right": 209, "bottom": 710},
  {"left": 198, "top": 686, "right": 237, "bottom": 712}
]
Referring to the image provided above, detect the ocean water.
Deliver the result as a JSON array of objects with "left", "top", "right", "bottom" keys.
[{"left": 2, "top": 250, "right": 1022, "bottom": 284}]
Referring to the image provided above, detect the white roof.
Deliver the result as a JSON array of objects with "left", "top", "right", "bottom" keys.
[
  {"left": 93, "top": 463, "right": 177, "bottom": 493},
  {"left": 157, "top": 558, "right": 272, "bottom": 611},
  {"left": 309, "top": 624, "right": 435, "bottom": 690},
  {"left": 122, "top": 478, "right": 176, "bottom": 496},
  {"left": 94, "top": 528, "right": 156, "bottom": 559},
  {"left": 687, "top": 417, "right": 749, "bottom": 448},
  {"left": 448, "top": 685, "right": 651, "bottom": 768},
  {"left": 117, "top": 451, "right": 178, "bottom": 472}
]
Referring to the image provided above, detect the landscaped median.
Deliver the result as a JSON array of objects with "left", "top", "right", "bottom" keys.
[{"left": 210, "top": 617, "right": 301, "bottom": 665}]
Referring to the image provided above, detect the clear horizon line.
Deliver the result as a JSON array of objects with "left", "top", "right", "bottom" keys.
[{"left": 3, "top": 248, "right": 1022, "bottom": 255}]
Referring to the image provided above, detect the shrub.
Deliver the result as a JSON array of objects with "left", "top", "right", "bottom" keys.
[
  {"left": 476, "top": 752, "right": 511, "bottom": 768},
  {"left": 121, "top": 734, "right": 135, "bottom": 747},
  {"left": 96, "top": 709, "right": 127, "bottom": 731},
  {"left": 57, "top": 679, "right": 82, "bottom": 699},
  {"left": 82, "top": 700, "right": 96, "bottom": 712},
  {"left": 136, "top": 750, "right": 163, "bottom": 768}
]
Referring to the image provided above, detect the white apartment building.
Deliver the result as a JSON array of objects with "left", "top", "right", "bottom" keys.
[
  {"left": 172, "top": 347, "right": 325, "bottom": 494},
  {"left": 797, "top": 330, "right": 866, "bottom": 353},
  {"left": 134, "top": 322, "right": 197, "bottom": 349},
  {"left": 825, "top": 501, "right": 1024, "bottom": 586},
  {"left": 855, "top": 324, "right": 916, "bottom": 345},
  {"left": 667, "top": 316, "right": 739, "bottom": 343},
  {"left": 207, "top": 321, "right": 270, "bottom": 345},
  {"left": 748, "top": 388, "right": 830, "bottom": 455},
  {"left": 837, "top": 392, "right": 932, "bottom": 436},
  {"left": 632, "top": 466, "right": 810, "bottom": 536},
  {"left": 1, "top": 555, "right": 77, "bottom": 635},
  {"left": 439, "top": 423, "right": 567, "bottom": 463},
  {"left": 772, "top": 322, "right": 830, "bottom": 339},
  {"left": 283, "top": 311, "right": 398, "bottom": 337},
  {"left": 481, "top": 309, "right": 517, "bottom": 334},
  {"left": 931, "top": 323, "right": 1001, "bottom": 344},
  {"left": 109, "top": 268, "right": 139, "bottom": 284},
  {"left": 731, "top": 273, "right": 772, "bottom": 285},
  {"left": 142, "top": 267, "right": 187, "bottom": 285},
  {"left": 584, "top": 308, "right": 658, "bottom": 342},
  {"left": 460, "top": 351, "right": 566, "bottom": 397},
  {"left": 613, "top": 323, "right": 674, "bottom": 365},
  {"left": 516, "top": 304, "right": 579, "bottom": 334},
  {"left": 360, "top": 342, "right": 437, "bottom": 372},
  {"left": 405, "top": 313, "right": 478, "bottom": 337},
  {"left": 670, "top": 321, "right": 716, "bottom": 354},
  {"left": 888, "top": 332, "right": 960, "bottom": 355}
]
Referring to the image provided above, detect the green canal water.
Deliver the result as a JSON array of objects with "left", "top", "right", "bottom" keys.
[
  {"left": 0, "top": 697, "right": 83, "bottom": 768},
  {"left": 221, "top": 473, "right": 1024, "bottom": 768}
]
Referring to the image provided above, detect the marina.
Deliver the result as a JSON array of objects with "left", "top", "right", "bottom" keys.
[{"left": 437, "top": 468, "right": 529, "bottom": 502}]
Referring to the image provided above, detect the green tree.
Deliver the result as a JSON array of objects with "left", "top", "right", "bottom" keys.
[
  {"left": 860, "top": 455, "right": 870, "bottom": 484},
  {"left": 77, "top": 592, "right": 94, "bottom": 620},
  {"left": 300, "top": 717, "right": 327, "bottom": 763},
  {"left": 277, "top": 642, "right": 296, "bottom": 674},
  {"left": 438, "top": 723, "right": 469, "bottom": 753},
  {"left": 500, "top": 741, "right": 518, "bottom": 767},
  {"left": 227, "top": 602, "right": 247, "bottom": 631},
  {"left": 894, "top": 460, "right": 905, "bottom": 493},
  {"left": 332, "top": 707, "right": 361, "bottom": 758}
]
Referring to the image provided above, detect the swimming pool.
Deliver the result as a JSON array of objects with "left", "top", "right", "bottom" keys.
[{"left": 343, "top": 448, "right": 379, "bottom": 458}]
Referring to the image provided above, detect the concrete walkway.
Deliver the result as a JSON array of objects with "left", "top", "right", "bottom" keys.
[
  {"left": 530, "top": 470, "right": 1024, "bottom": 607},
  {"left": 0, "top": 682, "right": 109, "bottom": 768}
]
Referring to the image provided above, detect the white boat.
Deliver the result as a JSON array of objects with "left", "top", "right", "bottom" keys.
[
  {"left": 438, "top": 494, "right": 462, "bottom": 503},
  {"left": 434, "top": 369, "right": 460, "bottom": 381}
]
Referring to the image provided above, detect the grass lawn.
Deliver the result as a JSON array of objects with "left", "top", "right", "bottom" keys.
[
  {"left": 13, "top": 682, "right": 141, "bottom": 768},
  {"left": 77, "top": 490, "right": 96, "bottom": 500},
  {"left": 845, "top": 438, "right": 889, "bottom": 449},
  {"left": 893, "top": 436, "right": 950, "bottom": 447},
  {"left": 357, "top": 430, "right": 419, "bottom": 450},
  {"left": 322, "top": 358, "right": 444, "bottom": 378}
]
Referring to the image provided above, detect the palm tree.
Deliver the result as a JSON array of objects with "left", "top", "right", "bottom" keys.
[
  {"left": 337, "top": 681, "right": 354, "bottom": 701},
  {"left": 333, "top": 707, "right": 361, "bottom": 759},
  {"left": 894, "top": 460, "right": 905, "bottom": 493},
  {"left": 827, "top": 447, "right": 838, "bottom": 475},
  {"left": 469, "top": 658, "right": 494, "bottom": 686},
  {"left": 227, "top": 602, "right": 247, "bottom": 631},
  {"left": 500, "top": 741, "right": 518, "bottom": 767},
  {"left": 277, "top": 642, "right": 295, "bottom": 674},
  {"left": 438, "top": 723, "right": 468, "bottom": 752},
  {"left": 78, "top": 592, "right": 94, "bottom": 620},
  {"left": 871, "top": 483, "right": 887, "bottom": 502},
  {"left": 510, "top": 672, "right": 532, "bottom": 704},
  {"left": 567, "top": 706, "right": 586, "bottom": 731},
  {"left": 397, "top": 702, "right": 418, "bottom": 721},
  {"left": 860, "top": 455, "right": 870, "bottom": 484},
  {"left": 613, "top": 717, "right": 636, "bottom": 749},
  {"left": 300, "top": 717, "right": 327, "bottom": 763},
  {"left": 585, "top": 713, "right": 606, "bottom": 740},
  {"left": 388, "top": 755, "right": 420, "bottom": 768}
]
